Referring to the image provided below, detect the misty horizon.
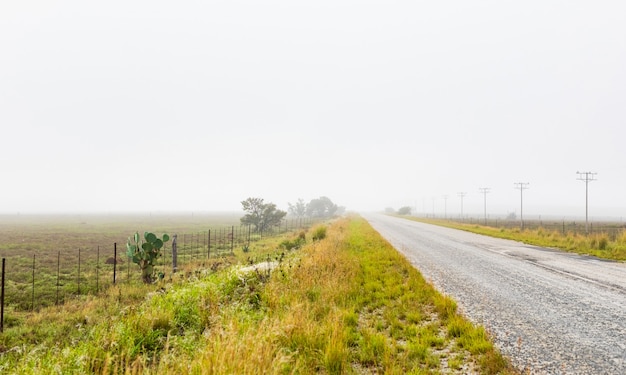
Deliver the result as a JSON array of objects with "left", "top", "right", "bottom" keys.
[{"left": 2, "top": 1, "right": 625, "bottom": 219}]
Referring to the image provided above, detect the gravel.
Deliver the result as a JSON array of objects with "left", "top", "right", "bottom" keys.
[{"left": 363, "top": 214, "right": 626, "bottom": 374}]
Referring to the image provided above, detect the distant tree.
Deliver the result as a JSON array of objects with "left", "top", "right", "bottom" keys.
[
  {"left": 288, "top": 198, "right": 307, "bottom": 217},
  {"left": 306, "top": 196, "right": 339, "bottom": 218},
  {"left": 385, "top": 207, "right": 396, "bottom": 214},
  {"left": 397, "top": 206, "right": 412, "bottom": 215},
  {"left": 240, "top": 197, "right": 287, "bottom": 232}
]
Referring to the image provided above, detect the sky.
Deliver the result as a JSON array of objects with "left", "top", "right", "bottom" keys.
[{"left": 1, "top": 1, "right": 625, "bottom": 220}]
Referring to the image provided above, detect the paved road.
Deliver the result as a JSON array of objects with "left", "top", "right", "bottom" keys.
[{"left": 363, "top": 214, "right": 626, "bottom": 374}]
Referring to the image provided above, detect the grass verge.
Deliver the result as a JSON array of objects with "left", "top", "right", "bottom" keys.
[
  {"left": 406, "top": 217, "right": 626, "bottom": 261},
  {"left": 0, "top": 216, "right": 515, "bottom": 374}
]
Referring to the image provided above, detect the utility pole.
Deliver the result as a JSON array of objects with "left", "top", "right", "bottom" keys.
[
  {"left": 442, "top": 195, "right": 449, "bottom": 219},
  {"left": 479, "top": 187, "right": 490, "bottom": 225},
  {"left": 514, "top": 182, "right": 530, "bottom": 230},
  {"left": 458, "top": 192, "right": 467, "bottom": 219},
  {"left": 576, "top": 171, "right": 597, "bottom": 234}
]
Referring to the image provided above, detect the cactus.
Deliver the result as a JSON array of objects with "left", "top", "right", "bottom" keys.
[{"left": 126, "top": 231, "right": 170, "bottom": 283}]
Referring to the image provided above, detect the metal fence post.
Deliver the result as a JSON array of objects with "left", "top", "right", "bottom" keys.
[
  {"left": 56, "top": 251, "right": 60, "bottom": 305},
  {"left": 96, "top": 246, "right": 99, "bottom": 293},
  {"left": 113, "top": 243, "right": 117, "bottom": 285},
  {"left": 1, "top": 258, "right": 5, "bottom": 333},
  {"left": 32, "top": 254, "right": 35, "bottom": 311},
  {"left": 172, "top": 234, "right": 178, "bottom": 273},
  {"left": 77, "top": 248, "right": 81, "bottom": 295}
]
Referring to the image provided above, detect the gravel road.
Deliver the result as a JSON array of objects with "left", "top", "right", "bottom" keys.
[{"left": 363, "top": 214, "right": 626, "bottom": 374}]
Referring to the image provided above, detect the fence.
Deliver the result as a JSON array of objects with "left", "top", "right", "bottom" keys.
[
  {"left": 0, "top": 217, "right": 314, "bottom": 331},
  {"left": 445, "top": 217, "right": 626, "bottom": 239}
]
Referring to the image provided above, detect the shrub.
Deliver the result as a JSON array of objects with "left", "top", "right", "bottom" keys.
[
  {"left": 312, "top": 226, "right": 327, "bottom": 241},
  {"left": 280, "top": 237, "right": 305, "bottom": 250}
]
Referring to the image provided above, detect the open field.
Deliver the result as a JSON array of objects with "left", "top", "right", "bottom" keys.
[
  {"left": 0, "top": 216, "right": 515, "bottom": 374},
  {"left": 0, "top": 213, "right": 312, "bottom": 310},
  {"left": 402, "top": 216, "right": 626, "bottom": 261}
]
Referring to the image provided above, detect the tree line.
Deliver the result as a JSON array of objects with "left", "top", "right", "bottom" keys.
[{"left": 240, "top": 196, "right": 344, "bottom": 233}]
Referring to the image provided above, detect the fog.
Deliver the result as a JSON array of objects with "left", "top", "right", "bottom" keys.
[{"left": 1, "top": 1, "right": 625, "bottom": 220}]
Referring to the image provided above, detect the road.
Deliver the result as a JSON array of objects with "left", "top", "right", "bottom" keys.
[{"left": 363, "top": 214, "right": 626, "bottom": 374}]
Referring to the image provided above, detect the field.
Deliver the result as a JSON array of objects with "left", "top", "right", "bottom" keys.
[
  {"left": 0, "top": 213, "right": 312, "bottom": 311},
  {"left": 0, "top": 215, "right": 515, "bottom": 374}
]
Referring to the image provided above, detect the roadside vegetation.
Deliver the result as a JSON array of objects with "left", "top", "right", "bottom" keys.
[
  {"left": 0, "top": 216, "right": 515, "bottom": 374},
  {"left": 407, "top": 218, "right": 626, "bottom": 261}
]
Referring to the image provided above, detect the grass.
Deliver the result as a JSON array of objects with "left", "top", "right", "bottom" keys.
[
  {"left": 406, "top": 217, "right": 626, "bottom": 261},
  {"left": 0, "top": 214, "right": 314, "bottom": 310},
  {"left": 0, "top": 216, "right": 515, "bottom": 374}
]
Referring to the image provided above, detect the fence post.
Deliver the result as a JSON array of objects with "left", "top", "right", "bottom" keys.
[
  {"left": 113, "top": 243, "right": 117, "bottom": 285},
  {"left": 231, "top": 226, "right": 234, "bottom": 253},
  {"left": 32, "top": 254, "right": 35, "bottom": 311},
  {"left": 1, "top": 258, "right": 5, "bottom": 333},
  {"left": 208, "top": 230, "right": 211, "bottom": 259},
  {"left": 96, "top": 246, "right": 100, "bottom": 293},
  {"left": 172, "top": 234, "right": 178, "bottom": 273},
  {"left": 77, "top": 248, "right": 81, "bottom": 295},
  {"left": 56, "top": 251, "right": 60, "bottom": 305}
]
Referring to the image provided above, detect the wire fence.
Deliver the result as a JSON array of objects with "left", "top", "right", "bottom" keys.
[
  {"left": 449, "top": 217, "right": 626, "bottom": 239},
  {"left": 0, "top": 217, "right": 314, "bottom": 328}
]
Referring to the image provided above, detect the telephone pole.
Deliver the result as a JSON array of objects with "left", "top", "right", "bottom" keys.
[
  {"left": 457, "top": 192, "right": 467, "bottom": 219},
  {"left": 442, "top": 195, "right": 449, "bottom": 219},
  {"left": 514, "top": 182, "right": 530, "bottom": 230},
  {"left": 479, "top": 187, "right": 490, "bottom": 225},
  {"left": 576, "top": 171, "right": 597, "bottom": 234}
]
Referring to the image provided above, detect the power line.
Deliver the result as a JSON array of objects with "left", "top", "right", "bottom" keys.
[
  {"left": 576, "top": 171, "right": 597, "bottom": 234},
  {"left": 514, "top": 182, "right": 530, "bottom": 230},
  {"left": 478, "top": 187, "right": 491, "bottom": 225}
]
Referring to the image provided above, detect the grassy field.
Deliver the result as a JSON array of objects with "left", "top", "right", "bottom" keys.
[
  {"left": 0, "top": 216, "right": 516, "bottom": 374},
  {"left": 402, "top": 217, "right": 626, "bottom": 261},
  {"left": 0, "top": 213, "right": 311, "bottom": 311}
]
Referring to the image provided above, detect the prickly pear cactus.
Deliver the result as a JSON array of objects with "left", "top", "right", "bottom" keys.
[{"left": 126, "top": 232, "right": 170, "bottom": 283}]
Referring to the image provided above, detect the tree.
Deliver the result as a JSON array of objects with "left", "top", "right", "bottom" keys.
[
  {"left": 397, "top": 206, "right": 412, "bottom": 215},
  {"left": 240, "top": 197, "right": 287, "bottom": 232},
  {"left": 306, "top": 196, "right": 339, "bottom": 218},
  {"left": 288, "top": 198, "right": 307, "bottom": 217}
]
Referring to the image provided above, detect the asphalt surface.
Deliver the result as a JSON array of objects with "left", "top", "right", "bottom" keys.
[{"left": 363, "top": 214, "right": 626, "bottom": 374}]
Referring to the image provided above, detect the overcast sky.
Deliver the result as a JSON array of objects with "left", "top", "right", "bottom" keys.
[{"left": 1, "top": 1, "right": 625, "bottom": 219}]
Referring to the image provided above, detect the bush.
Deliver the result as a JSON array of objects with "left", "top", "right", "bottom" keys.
[
  {"left": 280, "top": 236, "right": 306, "bottom": 250},
  {"left": 312, "top": 226, "right": 327, "bottom": 241}
]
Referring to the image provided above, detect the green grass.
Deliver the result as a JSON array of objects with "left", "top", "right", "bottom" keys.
[
  {"left": 0, "top": 216, "right": 516, "bottom": 374},
  {"left": 407, "top": 217, "right": 626, "bottom": 261}
]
